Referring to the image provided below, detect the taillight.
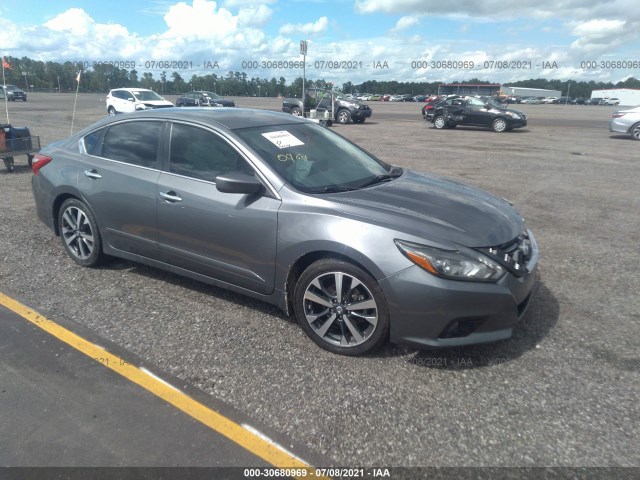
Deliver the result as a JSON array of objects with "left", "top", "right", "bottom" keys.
[{"left": 32, "top": 154, "right": 52, "bottom": 175}]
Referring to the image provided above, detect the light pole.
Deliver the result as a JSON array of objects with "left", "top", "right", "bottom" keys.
[{"left": 300, "top": 40, "right": 308, "bottom": 110}]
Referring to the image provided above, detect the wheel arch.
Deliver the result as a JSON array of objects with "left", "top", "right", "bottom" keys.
[
  {"left": 283, "top": 249, "right": 382, "bottom": 317},
  {"left": 51, "top": 191, "right": 97, "bottom": 236}
]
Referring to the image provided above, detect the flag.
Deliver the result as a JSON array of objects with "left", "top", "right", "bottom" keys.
[
  {"left": 76, "top": 71, "right": 81, "bottom": 82},
  {"left": 2, "top": 57, "right": 12, "bottom": 70}
]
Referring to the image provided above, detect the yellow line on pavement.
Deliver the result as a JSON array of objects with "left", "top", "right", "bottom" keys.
[{"left": 0, "top": 291, "right": 327, "bottom": 479}]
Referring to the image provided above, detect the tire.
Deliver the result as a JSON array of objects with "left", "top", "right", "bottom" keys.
[
  {"left": 195, "top": 99, "right": 200, "bottom": 106},
  {"left": 27, "top": 154, "right": 34, "bottom": 168},
  {"left": 293, "top": 258, "right": 389, "bottom": 356},
  {"left": 353, "top": 117, "right": 366, "bottom": 124},
  {"left": 4, "top": 157, "right": 14, "bottom": 173},
  {"left": 291, "top": 107, "right": 303, "bottom": 116},
  {"left": 336, "top": 109, "right": 352, "bottom": 124},
  {"left": 492, "top": 118, "right": 508, "bottom": 132},
  {"left": 23, "top": 98, "right": 27, "bottom": 102},
  {"left": 433, "top": 115, "right": 447, "bottom": 129},
  {"left": 630, "top": 123, "right": 640, "bottom": 141},
  {"left": 107, "top": 106, "right": 117, "bottom": 116},
  {"left": 58, "top": 199, "right": 103, "bottom": 267}
]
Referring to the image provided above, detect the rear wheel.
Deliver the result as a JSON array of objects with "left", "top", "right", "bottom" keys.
[
  {"left": 107, "top": 106, "right": 117, "bottom": 116},
  {"left": 433, "top": 115, "right": 447, "bottom": 129},
  {"left": 291, "top": 107, "right": 303, "bottom": 116},
  {"left": 630, "top": 123, "right": 640, "bottom": 140},
  {"left": 293, "top": 258, "right": 389, "bottom": 356},
  {"left": 58, "top": 199, "right": 103, "bottom": 267},
  {"left": 492, "top": 118, "right": 508, "bottom": 132},
  {"left": 3, "top": 157, "right": 14, "bottom": 173}
]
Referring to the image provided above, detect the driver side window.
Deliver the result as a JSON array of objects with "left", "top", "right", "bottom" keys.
[{"left": 169, "top": 123, "right": 251, "bottom": 182}]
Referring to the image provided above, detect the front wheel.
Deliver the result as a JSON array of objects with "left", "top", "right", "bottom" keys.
[
  {"left": 107, "top": 106, "right": 117, "bottom": 116},
  {"left": 293, "top": 259, "right": 389, "bottom": 356},
  {"left": 290, "top": 107, "right": 303, "bottom": 116},
  {"left": 336, "top": 109, "right": 352, "bottom": 124},
  {"left": 630, "top": 123, "right": 640, "bottom": 140},
  {"left": 492, "top": 118, "right": 508, "bottom": 132},
  {"left": 58, "top": 199, "right": 104, "bottom": 267}
]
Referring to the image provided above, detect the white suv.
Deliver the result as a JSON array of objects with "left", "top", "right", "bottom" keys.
[{"left": 106, "top": 88, "right": 173, "bottom": 115}]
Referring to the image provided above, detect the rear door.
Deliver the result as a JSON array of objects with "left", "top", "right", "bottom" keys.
[
  {"left": 463, "top": 97, "right": 494, "bottom": 126},
  {"left": 78, "top": 119, "right": 164, "bottom": 258},
  {"left": 156, "top": 122, "right": 280, "bottom": 294}
]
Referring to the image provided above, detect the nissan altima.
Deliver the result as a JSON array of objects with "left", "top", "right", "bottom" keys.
[{"left": 31, "top": 108, "right": 538, "bottom": 356}]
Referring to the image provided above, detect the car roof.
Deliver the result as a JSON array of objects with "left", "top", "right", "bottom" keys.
[
  {"left": 110, "top": 88, "right": 155, "bottom": 92},
  {"left": 81, "top": 107, "right": 307, "bottom": 132}
]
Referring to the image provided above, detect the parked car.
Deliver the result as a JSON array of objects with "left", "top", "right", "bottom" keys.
[
  {"left": 431, "top": 96, "right": 527, "bottom": 132},
  {"left": 585, "top": 98, "right": 602, "bottom": 105},
  {"left": 106, "top": 88, "right": 173, "bottom": 115},
  {"left": 609, "top": 105, "right": 640, "bottom": 140},
  {"left": 2, "top": 85, "right": 27, "bottom": 101},
  {"left": 557, "top": 97, "right": 575, "bottom": 105},
  {"left": 282, "top": 88, "right": 372, "bottom": 124},
  {"left": 520, "top": 97, "right": 541, "bottom": 104},
  {"left": 421, "top": 96, "right": 447, "bottom": 120},
  {"left": 603, "top": 98, "right": 620, "bottom": 106},
  {"left": 30, "top": 108, "right": 538, "bottom": 356},
  {"left": 541, "top": 97, "right": 559, "bottom": 104},
  {"left": 176, "top": 91, "right": 235, "bottom": 107}
]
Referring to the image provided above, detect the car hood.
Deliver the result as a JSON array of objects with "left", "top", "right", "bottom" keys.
[{"left": 323, "top": 170, "right": 524, "bottom": 248}]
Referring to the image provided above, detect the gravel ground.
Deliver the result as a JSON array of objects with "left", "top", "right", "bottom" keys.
[{"left": 0, "top": 94, "right": 638, "bottom": 467}]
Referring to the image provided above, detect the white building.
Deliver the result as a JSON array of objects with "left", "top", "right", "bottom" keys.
[
  {"left": 590, "top": 89, "right": 640, "bottom": 106},
  {"left": 501, "top": 86, "right": 562, "bottom": 99}
]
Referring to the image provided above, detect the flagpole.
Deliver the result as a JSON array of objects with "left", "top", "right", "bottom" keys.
[
  {"left": 2, "top": 60, "right": 8, "bottom": 124},
  {"left": 70, "top": 71, "right": 81, "bottom": 135}
]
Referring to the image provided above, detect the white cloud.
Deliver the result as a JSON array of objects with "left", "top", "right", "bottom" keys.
[
  {"left": 390, "top": 16, "right": 419, "bottom": 33},
  {"left": 279, "top": 16, "right": 328, "bottom": 35},
  {"left": 238, "top": 4, "right": 273, "bottom": 27},
  {"left": 223, "top": 0, "right": 276, "bottom": 6},
  {"left": 163, "top": 0, "right": 237, "bottom": 39}
]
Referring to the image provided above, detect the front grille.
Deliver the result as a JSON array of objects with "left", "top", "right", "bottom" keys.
[{"left": 477, "top": 231, "right": 534, "bottom": 277}]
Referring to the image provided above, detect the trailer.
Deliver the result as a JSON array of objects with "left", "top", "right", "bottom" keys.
[{"left": 0, "top": 124, "right": 40, "bottom": 173}]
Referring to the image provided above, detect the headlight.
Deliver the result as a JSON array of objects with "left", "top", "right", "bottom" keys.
[
  {"left": 395, "top": 240, "right": 505, "bottom": 282},
  {"left": 135, "top": 104, "right": 147, "bottom": 110}
]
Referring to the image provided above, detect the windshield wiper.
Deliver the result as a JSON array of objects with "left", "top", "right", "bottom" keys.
[
  {"left": 320, "top": 186, "right": 360, "bottom": 193},
  {"left": 357, "top": 167, "right": 403, "bottom": 189}
]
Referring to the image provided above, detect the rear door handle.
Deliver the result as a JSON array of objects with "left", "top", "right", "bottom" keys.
[
  {"left": 159, "top": 191, "right": 183, "bottom": 202},
  {"left": 83, "top": 169, "right": 102, "bottom": 179}
]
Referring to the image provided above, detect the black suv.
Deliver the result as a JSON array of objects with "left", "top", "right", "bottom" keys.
[
  {"left": 3, "top": 85, "right": 27, "bottom": 102},
  {"left": 282, "top": 89, "right": 372, "bottom": 124},
  {"left": 176, "top": 91, "right": 235, "bottom": 107},
  {"left": 431, "top": 96, "right": 527, "bottom": 132}
]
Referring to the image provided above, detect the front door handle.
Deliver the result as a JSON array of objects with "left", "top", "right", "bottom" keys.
[
  {"left": 159, "top": 191, "right": 183, "bottom": 202},
  {"left": 83, "top": 169, "right": 102, "bottom": 179}
]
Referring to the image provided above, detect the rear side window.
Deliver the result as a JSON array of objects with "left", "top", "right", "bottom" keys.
[{"left": 101, "top": 121, "right": 163, "bottom": 168}]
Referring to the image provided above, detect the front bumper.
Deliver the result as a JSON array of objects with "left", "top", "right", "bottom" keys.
[
  {"left": 609, "top": 118, "right": 629, "bottom": 134},
  {"left": 381, "top": 232, "right": 539, "bottom": 349},
  {"left": 351, "top": 107, "right": 372, "bottom": 120}
]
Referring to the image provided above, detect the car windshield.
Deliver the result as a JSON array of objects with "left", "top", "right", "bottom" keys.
[
  {"left": 235, "top": 122, "right": 397, "bottom": 193},
  {"left": 4, "top": 85, "right": 19, "bottom": 91},
  {"left": 203, "top": 91, "right": 222, "bottom": 100},
  {"left": 132, "top": 90, "right": 163, "bottom": 101}
]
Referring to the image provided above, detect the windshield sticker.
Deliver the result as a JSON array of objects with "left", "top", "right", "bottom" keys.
[
  {"left": 262, "top": 131, "right": 305, "bottom": 149},
  {"left": 277, "top": 153, "right": 309, "bottom": 162}
]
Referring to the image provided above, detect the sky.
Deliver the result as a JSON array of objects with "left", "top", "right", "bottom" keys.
[{"left": 1, "top": 0, "right": 639, "bottom": 86}]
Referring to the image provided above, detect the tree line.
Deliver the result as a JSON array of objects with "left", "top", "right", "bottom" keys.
[{"left": 3, "top": 55, "right": 638, "bottom": 98}]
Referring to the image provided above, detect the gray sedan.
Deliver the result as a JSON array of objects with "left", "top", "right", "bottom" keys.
[{"left": 31, "top": 108, "right": 538, "bottom": 356}]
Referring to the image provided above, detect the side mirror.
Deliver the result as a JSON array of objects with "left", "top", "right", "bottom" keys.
[{"left": 216, "top": 171, "right": 263, "bottom": 195}]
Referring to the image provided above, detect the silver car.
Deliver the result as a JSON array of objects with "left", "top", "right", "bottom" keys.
[
  {"left": 609, "top": 105, "right": 640, "bottom": 140},
  {"left": 31, "top": 108, "right": 538, "bottom": 356}
]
